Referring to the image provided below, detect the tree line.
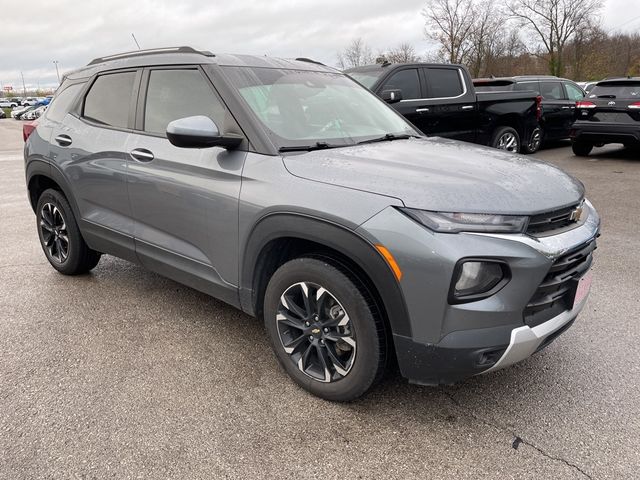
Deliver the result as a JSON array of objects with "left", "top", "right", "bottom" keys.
[{"left": 337, "top": 0, "right": 640, "bottom": 80}]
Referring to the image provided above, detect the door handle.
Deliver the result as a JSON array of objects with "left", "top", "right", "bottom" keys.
[
  {"left": 55, "top": 134, "right": 72, "bottom": 147},
  {"left": 130, "top": 148, "right": 155, "bottom": 162},
  {"left": 415, "top": 108, "right": 430, "bottom": 113},
  {"left": 461, "top": 105, "right": 474, "bottom": 110}
]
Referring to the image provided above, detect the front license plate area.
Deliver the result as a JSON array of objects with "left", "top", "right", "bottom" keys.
[{"left": 573, "top": 271, "right": 593, "bottom": 308}]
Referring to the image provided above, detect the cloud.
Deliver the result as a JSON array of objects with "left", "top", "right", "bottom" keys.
[{"left": 0, "top": 0, "right": 627, "bottom": 91}]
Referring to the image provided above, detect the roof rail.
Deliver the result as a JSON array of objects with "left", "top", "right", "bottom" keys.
[
  {"left": 88, "top": 46, "right": 215, "bottom": 66},
  {"left": 295, "top": 57, "right": 326, "bottom": 66}
]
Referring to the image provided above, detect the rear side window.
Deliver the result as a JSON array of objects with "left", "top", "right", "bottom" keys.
[
  {"left": 426, "top": 68, "right": 463, "bottom": 98},
  {"left": 380, "top": 69, "right": 421, "bottom": 100},
  {"left": 589, "top": 82, "right": 640, "bottom": 99},
  {"left": 83, "top": 71, "right": 137, "bottom": 128},
  {"left": 540, "top": 81, "right": 566, "bottom": 100},
  {"left": 565, "top": 83, "right": 584, "bottom": 101},
  {"left": 514, "top": 82, "right": 540, "bottom": 94},
  {"left": 46, "top": 83, "right": 84, "bottom": 123},
  {"left": 144, "top": 69, "right": 226, "bottom": 135}
]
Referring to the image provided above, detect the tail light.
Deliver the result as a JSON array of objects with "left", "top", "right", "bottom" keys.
[
  {"left": 23, "top": 120, "right": 38, "bottom": 142},
  {"left": 629, "top": 102, "right": 640, "bottom": 110},
  {"left": 535, "top": 95, "right": 542, "bottom": 121},
  {"left": 576, "top": 101, "right": 596, "bottom": 109}
]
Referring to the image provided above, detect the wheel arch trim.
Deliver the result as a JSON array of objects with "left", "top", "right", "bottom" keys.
[{"left": 240, "top": 212, "right": 412, "bottom": 337}]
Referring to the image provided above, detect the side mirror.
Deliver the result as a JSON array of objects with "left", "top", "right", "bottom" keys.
[
  {"left": 381, "top": 89, "right": 403, "bottom": 103},
  {"left": 166, "top": 115, "right": 243, "bottom": 149}
]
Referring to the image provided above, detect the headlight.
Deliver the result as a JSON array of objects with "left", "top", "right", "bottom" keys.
[
  {"left": 450, "top": 260, "right": 509, "bottom": 303},
  {"left": 400, "top": 208, "right": 528, "bottom": 233}
]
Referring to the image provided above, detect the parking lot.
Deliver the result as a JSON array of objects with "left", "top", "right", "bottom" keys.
[{"left": 1, "top": 118, "right": 638, "bottom": 478}]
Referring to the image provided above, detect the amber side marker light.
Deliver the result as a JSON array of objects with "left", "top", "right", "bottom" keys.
[{"left": 375, "top": 244, "right": 403, "bottom": 281}]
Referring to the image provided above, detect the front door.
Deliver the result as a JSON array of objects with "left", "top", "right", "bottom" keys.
[{"left": 126, "top": 67, "right": 246, "bottom": 304}]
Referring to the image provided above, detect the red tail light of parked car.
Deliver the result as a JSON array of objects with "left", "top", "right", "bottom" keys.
[{"left": 23, "top": 120, "right": 38, "bottom": 142}]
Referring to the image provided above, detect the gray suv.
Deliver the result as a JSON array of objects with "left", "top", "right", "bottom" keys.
[{"left": 24, "top": 47, "right": 600, "bottom": 401}]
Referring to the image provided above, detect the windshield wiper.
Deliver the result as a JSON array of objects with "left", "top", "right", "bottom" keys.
[
  {"left": 278, "top": 142, "right": 344, "bottom": 152},
  {"left": 356, "top": 133, "right": 417, "bottom": 145}
]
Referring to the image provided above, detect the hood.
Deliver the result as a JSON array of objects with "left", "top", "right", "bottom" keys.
[{"left": 282, "top": 137, "right": 584, "bottom": 215}]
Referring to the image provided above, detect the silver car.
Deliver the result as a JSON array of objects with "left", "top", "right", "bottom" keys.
[{"left": 24, "top": 47, "right": 600, "bottom": 401}]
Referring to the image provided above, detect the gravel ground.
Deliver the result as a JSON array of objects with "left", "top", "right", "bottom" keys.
[{"left": 1, "top": 119, "right": 638, "bottom": 479}]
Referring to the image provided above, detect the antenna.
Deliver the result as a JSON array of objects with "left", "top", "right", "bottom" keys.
[{"left": 131, "top": 33, "right": 141, "bottom": 50}]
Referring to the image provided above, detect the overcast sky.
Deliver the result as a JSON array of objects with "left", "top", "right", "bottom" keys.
[{"left": 0, "top": 0, "right": 637, "bottom": 91}]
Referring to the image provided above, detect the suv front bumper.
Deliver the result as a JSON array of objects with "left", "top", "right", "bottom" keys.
[{"left": 358, "top": 200, "right": 600, "bottom": 385}]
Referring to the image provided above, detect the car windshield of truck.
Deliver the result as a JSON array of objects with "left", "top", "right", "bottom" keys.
[
  {"left": 222, "top": 66, "right": 417, "bottom": 149},
  {"left": 589, "top": 81, "right": 640, "bottom": 99}
]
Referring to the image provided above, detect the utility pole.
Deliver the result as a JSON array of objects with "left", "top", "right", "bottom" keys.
[
  {"left": 53, "top": 60, "right": 60, "bottom": 84},
  {"left": 20, "top": 71, "right": 26, "bottom": 97},
  {"left": 131, "top": 33, "right": 141, "bottom": 50}
]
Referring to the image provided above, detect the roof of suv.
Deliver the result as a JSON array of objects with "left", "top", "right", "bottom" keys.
[
  {"left": 473, "top": 75, "right": 574, "bottom": 83},
  {"left": 64, "top": 46, "right": 337, "bottom": 81}
]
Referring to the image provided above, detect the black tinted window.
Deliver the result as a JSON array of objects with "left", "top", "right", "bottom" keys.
[
  {"left": 540, "top": 81, "right": 565, "bottom": 100},
  {"left": 381, "top": 69, "right": 420, "bottom": 100},
  {"left": 427, "top": 68, "right": 463, "bottom": 98},
  {"left": 589, "top": 82, "right": 640, "bottom": 99},
  {"left": 46, "top": 83, "right": 84, "bottom": 123},
  {"left": 84, "top": 72, "right": 136, "bottom": 128},
  {"left": 144, "top": 69, "right": 226, "bottom": 135}
]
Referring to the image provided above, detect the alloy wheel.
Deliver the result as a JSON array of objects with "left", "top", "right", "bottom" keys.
[
  {"left": 40, "top": 203, "right": 69, "bottom": 263},
  {"left": 497, "top": 132, "right": 519, "bottom": 152},
  {"left": 276, "top": 282, "right": 356, "bottom": 383}
]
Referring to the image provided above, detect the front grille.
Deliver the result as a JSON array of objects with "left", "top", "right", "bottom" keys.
[
  {"left": 526, "top": 204, "right": 580, "bottom": 236},
  {"left": 524, "top": 239, "right": 596, "bottom": 327}
]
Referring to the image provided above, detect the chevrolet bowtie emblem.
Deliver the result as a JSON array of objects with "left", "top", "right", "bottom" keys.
[
  {"left": 312, "top": 328, "right": 321, "bottom": 334},
  {"left": 570, "top": 205, "right": 584, "bottom": 222}
]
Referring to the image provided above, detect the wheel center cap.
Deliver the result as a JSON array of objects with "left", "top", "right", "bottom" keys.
[{"left": 311, "top": 327, "right": 322, "bottom": 337}]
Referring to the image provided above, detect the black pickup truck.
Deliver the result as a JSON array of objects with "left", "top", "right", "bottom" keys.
[{"left": 346, "top": 63, "right": 542, "bottom": 153}]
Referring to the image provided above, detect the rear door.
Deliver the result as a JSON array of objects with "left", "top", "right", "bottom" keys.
[
  {"left": 420, "top": 66, "right": 477, "bottom": 142},
  {"left": 49, "top": 69, "right": 141, "bottom": 261},
  {"left": 539, "top": 80, "right": 571, "bottom": 139},
  {"left": 126, "top": 66, "right": 246, "bottom": 303}
]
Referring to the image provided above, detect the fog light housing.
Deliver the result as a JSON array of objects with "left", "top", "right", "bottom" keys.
[{"left": 450, "top": 260, "right": 509, "bottom": 303}]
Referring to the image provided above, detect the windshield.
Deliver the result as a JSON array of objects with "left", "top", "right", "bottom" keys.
[
  {"left": 221, "top": 66, "right": 418, "bottom": 148},
  {"left": 589, "top": 82, "right": 640, "bottom": 99}
]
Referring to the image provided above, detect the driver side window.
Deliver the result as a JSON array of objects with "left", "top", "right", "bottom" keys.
[{"left": 380, "top": 69, "right": 421, "bottom": 100}]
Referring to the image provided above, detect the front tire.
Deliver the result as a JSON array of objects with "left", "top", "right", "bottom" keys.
[
  {"left": 572, "top": 141, "right": 593, "bottom": 157},
  {"left": 36, "top": 189, "right": 101, "bottom": 275},
  {"left": 263, "top": 257, "right": 387, "bottom": 401},
  {"left": 491, "top": 126, "right": 521, "bottom": 153}
]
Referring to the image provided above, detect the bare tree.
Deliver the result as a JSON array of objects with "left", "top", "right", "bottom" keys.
[
  {"left": 507, "top": 0, "right": 603, "bottom": 76},
  {"left": 337, "top": 38, "right": 375, "bottom": 69},
  {"left": 466, "top": 0, "right": 509, "bottom": 76},
  {"left": 422, "top": 0, "right": 476, "bottom": 64},
  {"left": 381, "top": 43, "right": 423, "bottom": 63}
]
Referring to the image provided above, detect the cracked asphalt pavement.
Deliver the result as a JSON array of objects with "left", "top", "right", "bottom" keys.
[{"left": 1, "top": 119, "right": 638, "bottom": 479}]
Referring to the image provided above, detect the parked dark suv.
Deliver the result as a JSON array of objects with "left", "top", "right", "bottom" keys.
[
  {"left": 571, "top": 77, "right": 640, "bottom": 156},
  {"left": 474, "top": 76, "right": 586, "bottom": 149},
  {"left": 24, "top": 47, "right": 599, "bottom": 401}
]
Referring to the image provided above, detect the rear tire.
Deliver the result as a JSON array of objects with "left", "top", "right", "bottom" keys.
[
  {"left": 263, "top": 257, "right": 387, "bottom": 401},
  {"left": 572, "top": 141, "right": 593, "bottom": 157},
  {"left": 36, "top": 189, "right": 101, "bottom": 275},
  {"left": 522, "top": 128, "right": 543, "bottom": 154},
  {"left": 491, "top": 126, "right": 521, "bottom": 153}
]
